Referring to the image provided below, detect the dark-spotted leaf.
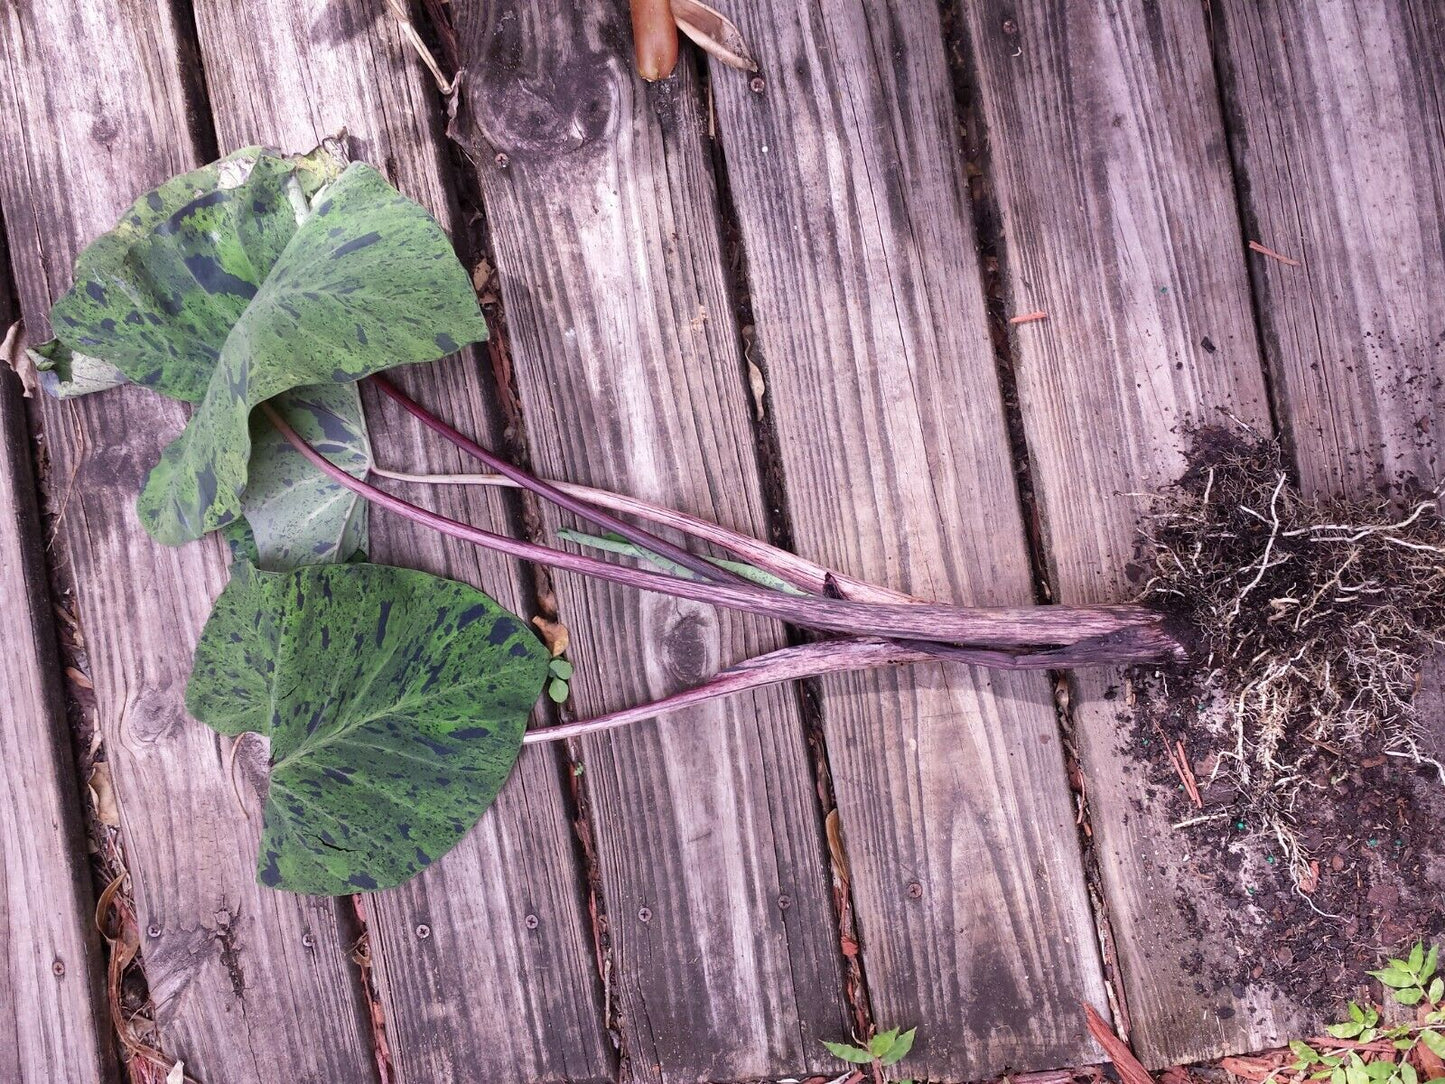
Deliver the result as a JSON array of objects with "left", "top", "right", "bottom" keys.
[
  {"left": 187, "top": 561, "right": 548, "bottom": 894},
  {"left": 28, "top": 339, "right": 127, "bottom": 399},
  {"left": 36, "top": 144, "right": 372, "bottom": 568},
  {"left": 243, "top": 383, "right": 371, "bottom": 568},
  {"left": 137, "top": 162, "right": 487, "bottom": 545},
  {"left": 44, "top": 146, "right": 343, "bottom": 403}
]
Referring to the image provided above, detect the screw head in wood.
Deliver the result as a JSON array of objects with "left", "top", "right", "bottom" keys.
[
  {"left": 906, "top": 881, "right": 923, "bottom": 899},
  {"left": 147, "top": 924, "right": 162, "bottom": 939},
  {"left": 525, "top": 913, "right": 539, "bottom": 930},
  {"left": 638, "top": 907, "right": 652, "bottom": 923},
  {"left": 777, "top": 894, "right": 792, "bottom": 910},
  {"left": 415, "top": 923, "right": 431, "bottom": 939}
]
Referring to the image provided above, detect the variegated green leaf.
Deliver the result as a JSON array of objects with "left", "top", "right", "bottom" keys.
[
  {"left": 243, "top": 383, "right": 371, "bottom": 568},
  {"left": 137, "top": 162, "right": 487, "bottom": 546},
  {"left": 187, "top": 561, "right": 548, "bottom": 895},
  {"left": 46, "top": 146, "right": 342, "bottom": 403},
  {"left": 28, "top": 339, "right": 127, "bottom": 398},
  {"left": 38, "top": 144, "right": 373, "bottom": 568}
]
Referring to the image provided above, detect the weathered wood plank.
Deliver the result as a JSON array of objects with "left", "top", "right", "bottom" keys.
[
  {"left": 185, "top": 2, "right": 612, "bottom": 1079},
  {"left": 0, "top": 5, "right": 376, "bottom": 1079},
  {"left": 953, "top": 0, "right": 1291, "bottom": 1064},
  {"left": 1213, "top": 0, "right": 1445, "bottom": 499},
  {"left": 706, "top": 2, "right": 1108, "bottom": 1076},
  {"left": 451, "top": 4, "right": 850, "bottom": 1080},
  {"left": 0, "top": 351, "right": 113, "bottom": 1079}
]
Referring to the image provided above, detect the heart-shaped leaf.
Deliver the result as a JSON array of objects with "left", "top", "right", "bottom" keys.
[
  {"left": 37, "top": 145, "right": 373, "bottom": 569},
  {"left": 137, "top": 161, "right": 487, "bottom": 546},
  {"left": 188, "top": 561, "right": 548, "bottom": 894},
  {"left": 46, "top": 146, "right": 341, "bottom": 403}
]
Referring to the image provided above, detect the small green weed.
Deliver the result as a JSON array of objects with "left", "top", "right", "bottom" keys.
[
  {"left": 1289, "top": 942, "right": 1445, "bottom": 1084},
  {"left": 822, "top": 1025, "right": 917, "bottom": 1083}
]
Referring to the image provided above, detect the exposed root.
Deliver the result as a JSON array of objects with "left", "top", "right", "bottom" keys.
[{"left": 1136, "top": 427, "right": 1445, "bottom": 879}]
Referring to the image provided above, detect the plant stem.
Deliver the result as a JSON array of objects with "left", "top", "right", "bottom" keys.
[
  {"left": 372, "top": 462, "right": 913, "bottom": 607},
  {"left": 371, "top": 373, "right": 748, "bottom": 588},
  {"left": 368, "top": 462, "right": 915, "bottom": 604},
  {"left": 264, "top": 403, "right": 1183, "bottom": 664},
  {"left": 523, "top": 638, "right": 941, "bottom": 743}
]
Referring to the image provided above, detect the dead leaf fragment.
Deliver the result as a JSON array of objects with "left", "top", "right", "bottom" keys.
[
  {"left": 825, "top": 808, "right": 851, "bottom": 883},
  {"left": 673, "top": 0, "right": 759, "bottom": 72},
  {"left": 0, "top": 320, "right": 36, "bottom": 397},
  {"left": 88, "top": 761, "right": 121, "bottom": 827},
  {"left": 531, "top": 615, "right": 570, "bottom": 657},
  {"left": 1298, "top": 858, "right": 1321, "bottom": 894},
  {"left": 166, "top": 1062, "right": 185, "bottom": 1084}
]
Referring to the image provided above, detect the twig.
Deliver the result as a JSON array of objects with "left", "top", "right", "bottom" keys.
[
  {"left": 1009, "top": 310, "right": 1048, "bottom": 325},
  {"left": 383, "top": 0, "right": 454, "bottom": 94},
  {"left": 1248, "top": 240, "right": 1301, "bottom": 267}
]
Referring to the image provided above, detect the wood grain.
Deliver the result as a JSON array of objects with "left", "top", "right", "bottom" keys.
[
  {"left": 186, "top": 3, "right": 612, "bottom": 1079},
  {"left": 706, "top": 2, "right": 1107, "bottom": 1076},
  {"left": 0, "top": 4, "right": 375, "bottom": 1079},
  {"left": 952, "top": 0, "right": 1291, "bottom": 1064},
  {"left": 0, "top": 357, "right": 113, "bottom": 1079},
  {"left": 1213, "top": 0, "right": 1445, "bottom": 500},
  {"left": 452, "top": 4, "right": 849, "bottom": 1080}
]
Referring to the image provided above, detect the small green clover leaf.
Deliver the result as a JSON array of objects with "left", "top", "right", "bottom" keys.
[{"left": 547, "top": 657, "right": 573, "bottom": 703}]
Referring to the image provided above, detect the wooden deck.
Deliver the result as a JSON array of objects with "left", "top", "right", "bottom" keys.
[{"left": 0, "top": 1, "right": 1441, "bottom": 1081}]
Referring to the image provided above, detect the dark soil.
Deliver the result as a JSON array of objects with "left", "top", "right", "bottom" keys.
[
  {"left": 1125, "top": 669, "right": 1445, "bottom": 1012},
  {"left": 1121, "top": 427, "right": 1445, "bottom": 1016}
]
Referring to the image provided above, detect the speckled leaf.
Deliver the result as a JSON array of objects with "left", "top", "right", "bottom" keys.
[
  {"left": 243, "top": 383, "right": 371, "bottom": 569},
  {"left": 46, "top": 146, "right": 344, "bottom": 403},
  {"left": 187, "top": 561, "right": 547, "bottom": 894},
  {"left": 137, "top": 162, "right": 487, "bottom": 546},
  {"left": 37, "top": 144, "right": 370, "bottom": 567}
]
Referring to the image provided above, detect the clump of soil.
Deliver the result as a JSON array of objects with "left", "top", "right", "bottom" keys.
[
  {"left": 1125, "top": 426, "right": 1445, "bottom": 1008},
  {"left": 1137, "top": 428, "right": 1445, "bottom": 844}
]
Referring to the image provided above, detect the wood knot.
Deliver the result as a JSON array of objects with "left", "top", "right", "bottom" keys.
[
  {"left": 453, "top": 31, "right": 619, "bottom": 164},
  {"left": 658, "top": 604, "right": 719, "bottom": 688}
]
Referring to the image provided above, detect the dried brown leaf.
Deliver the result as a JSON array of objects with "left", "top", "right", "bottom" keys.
[
  {"left": 825, "top": 808, "right": 850, "bottom": 883},
  {"left": 672, "top": 0, "right": 758, "bottom": 72},
  {"left": 0, "top": 321, "right": 36, "bottom": 397},
  {"left": 88, "top": 761, "right": 121, "bottom": 827},
  {"left": 531, "top": 615, "right": 570, "bottom": 657}
]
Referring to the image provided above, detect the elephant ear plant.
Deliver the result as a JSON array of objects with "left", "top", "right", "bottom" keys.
[{"left": 37, "top": 143, "right": 1189, "bottom": 895}]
